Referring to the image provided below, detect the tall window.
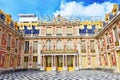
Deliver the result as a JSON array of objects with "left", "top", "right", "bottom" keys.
[
  {"left": 0, "top": 55, "right": 3, "bottom": 66},
  {"left": 24, "top": 56, "right": 28, "bottom": 62},
  {"left": 25, "top": 41, "right": 29, "bottom": 52},
  {"left": 90, "top": 40, "right": 94, "bottom": 50},
  {"left": 33, "top": 41, "right": 38, "bottom": 53},
  {"left": 100, "top": 38, "right": 103, "bottom": 48},
  {"left": 106, "top": 33, "right": 110, "bottom": 45},
  {"left": 46, "top": 56, "right": 51, "bottom": 67},
  {"left": 15, "top": 39, "right": 18, "bottom": 49},
  {"left": 56, "top": 40, "right": 62, "bottom": 50},
  {"left": 7, "top": 34, "right": 11, "bottom": 47},
  {"left": 33, "top": 56, "right": 37, "bottom": 62},
  {"left": 90, "top": 40, "right": 95, "bottom": 53},
  {"left": 46, "top": 40, "right": 51, "bottom": 50},
  {"left": 56, "top": 27, "right": 62, "bottom": 35},
  {"left": 67, "top": 40, "right": 73, "bottom": 50},
  {"left": 81, "top": 40, "right": 86, "bottom": 53},
  {"left": 113, "top": 27, "right": 118, "bottom": 41},
  {"left": 67, "top": 27, "right": 72, "bottom": 35},
  {"left": 46, "top": 27, "right": 52, "bottom": 36}
]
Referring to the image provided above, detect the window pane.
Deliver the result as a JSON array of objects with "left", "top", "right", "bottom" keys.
[{"left": 46, "top": 27, "right": 52, "bottom": 34}]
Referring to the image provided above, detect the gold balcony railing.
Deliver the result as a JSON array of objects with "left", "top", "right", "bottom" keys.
[{"left": 41, "top": 49, "right": 78, "bottom": 53}]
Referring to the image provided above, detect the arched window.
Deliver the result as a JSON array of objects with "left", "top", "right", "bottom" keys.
[
  {"left": 67, "top": 40, "right": 73, "bottom": 50},
  {"left": 46, "top": 40, "right": 51, "bottom": 50},
  {"left": 56, "top": 40, "right": 62, "bottom": 50}
]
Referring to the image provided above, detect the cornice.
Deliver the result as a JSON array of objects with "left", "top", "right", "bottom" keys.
[
  {"left": 0, "top": 21, "right": 23, "bottom": 39},
  {"left": 95, "top": 12, "right": 120, "bottom": 38}
]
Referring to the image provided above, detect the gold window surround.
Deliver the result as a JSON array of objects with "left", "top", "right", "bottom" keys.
[{"left": 81, "top": 40, "right": 86, "bottom": 51}]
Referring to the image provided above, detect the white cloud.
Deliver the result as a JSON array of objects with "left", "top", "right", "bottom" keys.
[{"left": 54, "top": 1, "right": 115, "bottom": 20}]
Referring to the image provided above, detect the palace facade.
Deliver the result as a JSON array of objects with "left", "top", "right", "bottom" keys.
[{"left": 0, "top": 4, "right": 120, "bottom": 72}]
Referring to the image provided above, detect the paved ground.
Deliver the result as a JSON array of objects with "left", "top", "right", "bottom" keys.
[{"left": 0, "top": 70, "right": 120, "bottom": 80}]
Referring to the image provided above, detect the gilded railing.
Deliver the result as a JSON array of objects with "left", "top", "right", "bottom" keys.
[{"left": 41, "top": 49, "right": 78, "bottom": 53}]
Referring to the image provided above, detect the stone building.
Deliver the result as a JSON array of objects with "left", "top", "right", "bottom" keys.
[{"left": 0, "top": 4, "right": 120, "bottom": 72}]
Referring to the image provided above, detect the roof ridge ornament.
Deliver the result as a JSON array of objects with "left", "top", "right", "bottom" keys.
[
  {"left": 105, "top": 13, "right": 110, "bottom": 23},
  {"left": 112, "top": 4, "right": 119, "bottom": 15}
]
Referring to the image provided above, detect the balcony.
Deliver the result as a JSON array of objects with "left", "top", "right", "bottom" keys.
[
  {"left": 23, "top": 34, "right": 39, "bottom": 37},
  {"left": 41, "top": 49, "right": 78, "bottom": 54},
  {"left": 66, "top": 49, "right": 74, "bottom": 53},
  {"left": 79, "top": 33, "right": 96, "bottom": 38},
  {"left": 56, "top": 49, "right": 63, "bottom": 53},
  {"left": 46, "top": 34, "right": 52, "bottom": 36}
]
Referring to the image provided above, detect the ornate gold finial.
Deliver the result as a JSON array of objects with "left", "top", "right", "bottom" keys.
[
  {"left": 112, "top": 4, "right": 118, "bottom": 15},
  {"left": 19, "top": 24, "right": 24, "bottom": 30},
  {"left": 87, "top": 21, "right": 92, "bottom": 29},
  {"left": 105, "top": 13, "right": 109, "bottom": 22},
  {"left": 79, "top": 22, "right": 84, "bottom": 29},
  {"left": 14, "top": 22, "right": 18, "bottom": 30},
  {"left": 27, "top": 23, "right": 32, "bottom": 30}
]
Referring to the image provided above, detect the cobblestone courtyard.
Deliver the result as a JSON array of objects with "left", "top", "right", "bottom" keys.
[{"left": 0, "top": 70, "right": 120, "bottom": 80}]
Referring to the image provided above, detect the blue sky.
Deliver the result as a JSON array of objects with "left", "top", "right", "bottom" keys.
[{"left": 0, "top": 0, "right": 120, "bottom": 21}]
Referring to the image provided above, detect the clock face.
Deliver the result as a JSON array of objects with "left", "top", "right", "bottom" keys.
[{"left": 57, "top": 17, "right": 61, "bottom": 22}]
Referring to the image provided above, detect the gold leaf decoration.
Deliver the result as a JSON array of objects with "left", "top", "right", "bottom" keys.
[{"left": 112, "top": 4, "right": 118, "bottom": 15}]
